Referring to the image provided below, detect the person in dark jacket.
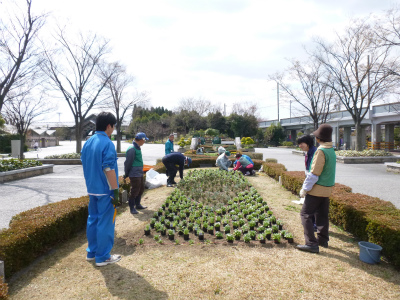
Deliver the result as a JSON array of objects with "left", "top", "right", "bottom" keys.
[
  {"left": 161, "top": 152, "right": 192, "bottom": 187},
  {"left": 297, "top": 124, "right": 336, "bottom": 253},
  {"left": 124, "top": 132, "right": 148, "bottom": 214},
  {"left": 297, "top": 134, "right": 318, "bottom": 232}
]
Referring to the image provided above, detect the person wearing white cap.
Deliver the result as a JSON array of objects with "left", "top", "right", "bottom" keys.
[{"left": 124, "top": 132, "right": 149, "bottom": 214}]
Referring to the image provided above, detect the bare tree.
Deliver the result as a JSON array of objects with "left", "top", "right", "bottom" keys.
[
  {"left": 231, "top": 101, "right": 259, "bottom": 117},
  {"left": 101, "top": 62, "right": 148, "bottom": 152},
  {"left": 41, "top": 27, "right": 113, "bottom": 153},
  {"left": 175, "top": 96, "right": 216, "bottom": 116},
  {"left": 3, "top": 89, "right": 53, "bottom": 158},
  {"left": 313, "top": 17, "right": 398, "bottom": 150},
  {"left": 269, "top": 58, "right": 336, "bottom": 130},
  {"left": 0, "top": 0, "right": 47, "bottom": 112}
]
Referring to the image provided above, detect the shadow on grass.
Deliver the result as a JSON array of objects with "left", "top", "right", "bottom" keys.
[{"left": 98, "top": 264, "right": 168, "bottom": 300}]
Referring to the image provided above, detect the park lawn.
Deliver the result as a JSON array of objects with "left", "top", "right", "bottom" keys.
[{"left": 7, "top": 171, "right": 400, "bottom": 300}]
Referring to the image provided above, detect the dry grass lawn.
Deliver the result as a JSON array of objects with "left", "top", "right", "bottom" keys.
[{"left": 7, "top": 171, "right": 400, "bottom": 300}]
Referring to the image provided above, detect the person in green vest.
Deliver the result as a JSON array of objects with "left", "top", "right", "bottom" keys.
[
  {"left": 297, "top": 124, "right": 336, "bottom": 253},
  {"left": 165, "top": 133, "right": 174, "bottom": 155},
  {"left": 124, "top": 132, "right": 148, "bottom": 214}
]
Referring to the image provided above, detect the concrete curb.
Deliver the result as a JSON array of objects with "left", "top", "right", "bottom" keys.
[
  {"left": 38, "top": 159, "right": 81, "bottom": 165},
  {"left": 336, "top": 156, "right": 400, "bottom": 164},
  {"left": 0, "top": 164, "right": 54, "bottom": 183},
  {"left": 386, "top": 162, "right": 400, "bottom": 174}
]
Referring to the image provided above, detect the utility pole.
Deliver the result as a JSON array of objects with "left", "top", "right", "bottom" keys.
[
  {"left": 57, "top": 112, "right": 61, "bottom": 122},
  {"left": 277, "top": 82, "right": 280, "bottom": 122}
]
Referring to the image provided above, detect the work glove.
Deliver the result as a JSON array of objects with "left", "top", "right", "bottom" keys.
[
  {"left": 111, "top": 189, "right": 120, "bottom": 207},
  {"left": 299, "top": 189, "right": 307, "bottom": 198}
]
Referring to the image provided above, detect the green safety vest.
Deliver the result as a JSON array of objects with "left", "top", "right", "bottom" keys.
[
  {"left": 127, "top": 145, "right": 143, "bottom": 167},
  {"left": 315, "top": 147, "right": 336, "bottom": 187}
]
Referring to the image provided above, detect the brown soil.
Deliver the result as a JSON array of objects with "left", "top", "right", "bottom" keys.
[{"left": 7, "top": 172, "right": 400, "bottom": 300}]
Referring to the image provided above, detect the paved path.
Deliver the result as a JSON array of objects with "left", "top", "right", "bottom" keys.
[{"left": 1, "top": 143, "right": 399, "bottom": 229}]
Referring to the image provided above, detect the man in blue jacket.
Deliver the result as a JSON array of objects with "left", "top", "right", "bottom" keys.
[
  {"left": 124, "top": 132, "right": 148, "bottom": 214},
  {"left": 162, "top": 152, "right": 192, "bottom": 187},
  {"left": 165, "top": 133, "right": 174, "bottom": 155},
  {"left": 81, "top": 112, "right": 121, "bottom": 267}
]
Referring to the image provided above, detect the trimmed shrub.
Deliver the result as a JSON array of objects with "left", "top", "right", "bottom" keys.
[
  {"left": 0, "top": 159, "right": 42, "bottom": 172},
  {"left": 0, "top": 196, "right": 90, "bottom": 278},
  {"left": 265, "top": 158, "right": 278, "bottom": 163},
  {"left": 0, "top": 277, "right": 7, "bottom": 300},
  {"left": 262, "top": 162, "right": 287, "bottom": 181}
]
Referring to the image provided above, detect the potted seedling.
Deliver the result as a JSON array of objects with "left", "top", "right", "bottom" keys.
[
  {"left": 226, "top": 233, "right": 234, "bottom": 243},
  {"left": 188, "top": 223, "right": 194, "bottom": 232},
  {"left": 207, "top": 225, "right": 214, "bottom": 235},
  {"left": 144, "top": 224, "right": 151, "bottom": 236},
  {"left": 272, "top": 233, "right": 281, "bottom": 244},
  {"left": 198, "top": 230, "right": 204, "bottom": 241},
  {"left": 285, "top": 232, "right": 294, "bottom": 243},
  {"left": 168, "top": 229, "right": 175, "bottom": 241},
  {"left": 242, "top": 224, "right": 249, "bottom": 234},
  {"left": 150, "top": 218, "right": 156, "bottom": 229},
  {"left": 234, "top": 229, "right": 242, "bottom": 240},
  {"left": 271, "top": 224, "right": 279, "bottom": 233},
  {"left": 249, "top": 220, "right": 256, "bottom": 231},
  {"left": 263, "top": 219, "right": 270, "bottom": 228},
  {"left": 257, "top": 225, "right": 265, "bottom": 233},
  {"left": 232, "top": 221, "right": 239, "bottom": 229},
  {"left": 160, "top": 225, "right": 166, "bottom": 236},
  {"left": 270, "top": 216, "right": 276, "bottom": 224},
  {"left": 249, "top": 230, "right": 256, "bottom": 240},
  {"left": 280, "top": 229, "right": 287, "bottom": 238},
  {"left": 215, "top": 231, "right": 223, "bottom": 239},
  {"left": 153, "top": 235, "right": 160, "bottom": 242},
  {"left": 258, "top": 233, "right": 266, "bottom": 244},
  {"left": 265, "top": 228, "right": 272, "bottom": 240},
  {"left": 183, "top": 228, "right": 190, "bottom": 241},
  {"left": 243, "top": 234, "right": 251, "bottom": 243},
  {"left": 239, "top": 218, "right": 245, "bottom": 227},
  {"left": 214, "top": 222, "right": 221, "bottom": 231},
  {"left": 224, "top": 225, "right": 231, "bottom": 234},
  {"left": 277, "top": 220, "right": 283, "bottom": 230}
]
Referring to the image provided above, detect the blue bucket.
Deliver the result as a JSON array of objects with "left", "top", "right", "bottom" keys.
[{"left": 358, "top": 241, "right": 382, "bottom": 264}]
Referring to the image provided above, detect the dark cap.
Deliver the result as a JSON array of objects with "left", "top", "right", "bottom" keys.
[{"left": 312, "top": 124, "right": 332, "bottom": 142}]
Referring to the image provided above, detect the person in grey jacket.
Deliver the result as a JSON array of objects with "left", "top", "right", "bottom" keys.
[
  {"left": 216, "top": 151, "right": 232, "bottom": 170},
  {"left": 124, "top": 132, "right": 148, "bottom": 214}
]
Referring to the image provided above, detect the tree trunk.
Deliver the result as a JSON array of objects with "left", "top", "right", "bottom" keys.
[
  {"left": 116, "top": 125, "right": 121, "bottom": 153},
  {"left": 19, "top": 134, "right": 25, "bottom": 159},
  {"left": 75, "top": 121, "right": 83, "bottom": 153},
  {"left": 355, "top": 122, "right": 363, "bottom": 151}
]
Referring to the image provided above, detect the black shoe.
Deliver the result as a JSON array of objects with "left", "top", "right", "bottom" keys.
[
  {"left": 136, "top": 204, "right": 147, "bottom": 210},
  {"left": 318, "top": 240, "right": 328, "bottom": 248},
  {"left": 296, "top": 244, "right": 319, "bottom": 253},
  {"left": 130, "top": 208, "right": 139, "bottom": 214},
  {"left": 313, "top": 225, "right": 318, "bottom": 232},
  {"left": 171, "top": 181, "right": 177, "bottom": 185}
]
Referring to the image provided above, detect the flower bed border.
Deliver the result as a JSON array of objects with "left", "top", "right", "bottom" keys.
[{"left": 0, "top": 164, "right": 54, "bottom": 183}]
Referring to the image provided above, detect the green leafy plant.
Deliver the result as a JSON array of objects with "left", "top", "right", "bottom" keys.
[
  {"left": 243, "top": 234, "right": 251, "bottom": 243},
  {"left": 215, "top": 231, "right": 223, "bottom": 239},
  {"left": 226, "top": 233, "right": 234, "bottom": 242},
  {"left": 272, "top": 233, "right": 281, "bottom": 243},
  {"left": 138, "top": 238, "right": 144, "bottom": 245},
  {"left": 153, "top": 235, "right": 160, "bottom": 241}
]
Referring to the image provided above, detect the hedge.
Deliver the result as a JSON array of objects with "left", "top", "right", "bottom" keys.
[
  {"left": 0, "top": 277, "right": 7, "bottom": 300},
  {"left": 0, "top": 176, "right": 130, "bottom": 281},
  {"left": 262, "top": 162, "right": 400, "bottom": 269}
]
